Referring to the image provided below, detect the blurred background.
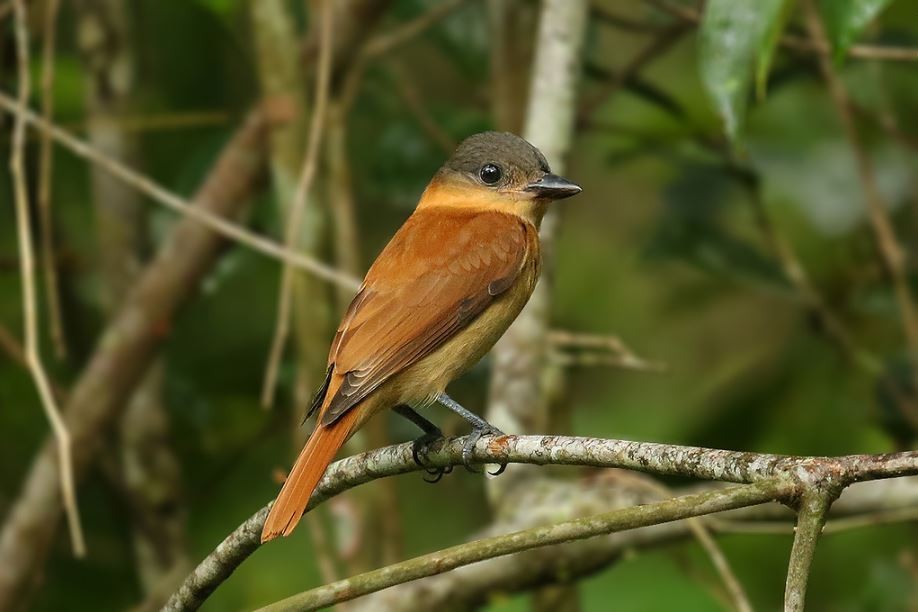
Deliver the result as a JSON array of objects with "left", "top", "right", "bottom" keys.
[{"left": 1, "top": 0, "right": 917, "bottom": 610}]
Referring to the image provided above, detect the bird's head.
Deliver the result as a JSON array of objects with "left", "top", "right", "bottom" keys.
[{"left": 418, "top": 131, "right": 581, "bottom": 225}]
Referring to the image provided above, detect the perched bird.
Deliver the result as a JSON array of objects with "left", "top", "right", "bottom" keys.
[{"left": 261, "top": 131, "right": 581, "bottom": 542}]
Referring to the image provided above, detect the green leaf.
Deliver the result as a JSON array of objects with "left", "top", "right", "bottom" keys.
[
  {"left": 818, "top": 0, "right": 894, "bottom": 63},
  {"left": 699, "top": 0, "right": 795, "bottom": 142},
  {"left": 755, "top": 0, "right": 797, "bottom": 99}
]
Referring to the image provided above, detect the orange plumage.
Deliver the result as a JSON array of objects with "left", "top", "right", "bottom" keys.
[{"left": 262, "top": 132, "right": 580, "bottom": 542}]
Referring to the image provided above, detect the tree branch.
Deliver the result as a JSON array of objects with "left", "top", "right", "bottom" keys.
[
  {"left": 8, "top": 0, "right": 85, "bottom": 558},
  {"left": 0, "top": 109, "right": 269, "bottom": 610},
  {"left": 257, "top": 481, "right": 786, "bottom": 612},
  {"left": 0, "top": 91, "right": 361, "bottom": 292},
  {"left": 784, "top": 492, "right": 835, "bottom": 612},
  {"left": 36, "top": 0, "right": 67, "bottom": 360},
  {"left": 164, "top": 434, "right": 918, "bottom": 611},
  {"left": 261, "top": 0, "right": 335, "bottom": 408},
  {"left": 353, "top": 474, "right": 918, "bottom": 611}
]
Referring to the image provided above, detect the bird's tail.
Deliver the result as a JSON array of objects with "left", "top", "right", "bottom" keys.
[{"left": 261, "top": 408, "right": 359, "bottom": 542}]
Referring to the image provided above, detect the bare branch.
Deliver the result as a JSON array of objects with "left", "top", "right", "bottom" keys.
[
  {"left": 549, "top": 330, "right": 667, "bottom": 372},
  {"left": 578, "top": 20, "right": 689, "bottom": 121},
  {"left": 9, "top": 0, "right": 85, "bottom": 558},
  {"left": 164, "top": 434, "right": 918, "bottom": 611},
  {"left": 37, "top": 0, "right": 67, "bottom": 360},
  {"left": 338, "top": 0, "right": 470, "bottom": 112},
  {"left": 354, "top": 475, "right": 918, "bottom": 610},
  {"left": 0, "top": 109, "right": 269, "bottom": 610},
  {"left": 261, "top": 0, "right": 335, "bottom": 408},
  {"left": 256, "top": 481, "right": 785, "bottom": 612},
  {"left": 62, "top": 110, "right": 231, "bottom": 132},
  {"left": 362, "top": 0, "right": 469, "bottom": 59},
  {"left": 784, "top": 492, "right": 835, "bottom": 612},
  {"left": 386, "top": 59, "right": 456, "bottom": 155},
  {"left": 618, "top": 475, "right": 752, "bottom": 612},
  {"left": 0, "top": 92, "right": 361, "bottom": 292}
]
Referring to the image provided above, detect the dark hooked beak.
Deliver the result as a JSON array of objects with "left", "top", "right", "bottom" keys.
[{"left": 525, "top": 173, "right": 582, "bottom": 200}]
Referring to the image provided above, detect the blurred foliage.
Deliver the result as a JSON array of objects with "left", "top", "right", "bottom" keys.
[
  {"left": 1, "top": 0, "right": 917, "bottom": 611},
  {"left": 699, "top": 0, "right": 792, "bottom": 141},
  {"left": 819, "top": 0, "right": 895, "bottom": 63}
]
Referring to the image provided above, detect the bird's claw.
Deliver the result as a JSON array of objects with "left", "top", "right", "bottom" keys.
[
  {"left": 461, "top": 425, "right": 507, "bottom": 474},
  {"left": 411, "top": 430, "right": 451, "bottom": 483}
]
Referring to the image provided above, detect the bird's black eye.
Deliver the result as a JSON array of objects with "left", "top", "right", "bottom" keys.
[{"left": 479, "top": 163, "right": 502, "bottom": 185}]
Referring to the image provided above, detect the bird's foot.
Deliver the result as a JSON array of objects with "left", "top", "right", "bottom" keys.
[
  {"left": 411, "top": 429, "right": 452, "bottom": 483},
  {"left": 462, "top": 424, "right": 507, "bottom": 475}
]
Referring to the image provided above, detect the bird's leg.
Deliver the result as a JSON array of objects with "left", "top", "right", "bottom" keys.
[
  {"left": 393, "top": 405, "right": 451, "bottom": 483},
  {"left": 436, "top": 393, "right": 507, "bottom": 475}
]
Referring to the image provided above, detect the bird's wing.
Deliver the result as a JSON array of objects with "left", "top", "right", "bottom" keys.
[{"left": 318, "top": 208, "right": 535, "bottom": 425}]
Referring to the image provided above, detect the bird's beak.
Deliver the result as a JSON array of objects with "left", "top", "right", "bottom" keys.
[{"left": 525, "top": 173, "right": 582, "bottom": 200}]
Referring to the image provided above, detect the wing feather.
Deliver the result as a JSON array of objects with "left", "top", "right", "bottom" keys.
[{"left": 319, "top": 209, "right": 533, "bottom": 425}]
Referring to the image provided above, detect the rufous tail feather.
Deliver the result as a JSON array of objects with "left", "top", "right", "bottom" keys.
[{"left": 261, "top": 409, "right": 359, "bottom": 542}]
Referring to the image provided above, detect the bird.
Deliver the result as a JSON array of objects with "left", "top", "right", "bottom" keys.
[{"left": 261, "top": 131, "right": 581, "bottom": 542}]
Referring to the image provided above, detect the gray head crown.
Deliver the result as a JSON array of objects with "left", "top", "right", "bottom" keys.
[{"left": 440, "top": 131, "right": 551, "bottom": 188}]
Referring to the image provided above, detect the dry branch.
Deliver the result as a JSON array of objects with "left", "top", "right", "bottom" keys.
[
  {"left": 36, "top": 0, "right": 67, "bottom": 360},
  {"left": 8, "top": 0, "right": 85, "bottom": 558},
  {"left": 0, "top": 92, "right": 361, "bottom": 292},
  {"left": 354, "top": 474, "right": 918, "bottom": 610},
  {"left": 784, "top": 492, "right": 834, "bottom": 612},
  {"left": 74, "top": 0, "right": 189, "bottom": 592},
  {"left": 261, "top": 0, "right": 335, "bottom": 408},
  {"left": 258, "top": 481, "right": 784, "bottom": 612},
  {"left": 164, "top": 434, "right": 918, "bottom": 612},
  {"left": 0, "top": 110, "right": 269, "bottom": 610}
]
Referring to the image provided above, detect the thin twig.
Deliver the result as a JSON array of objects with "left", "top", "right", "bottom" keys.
[
  {"left": 304, "top": 510, "right": 341, "bottom": 586},
  {"left": 260, "top": 0, "right": 335, "bottom": 408},
  {"left": 256, "top": 482, "right": 785, "bottom": 612},
  {"left": 362, "top": 0, "right": 468, "bottom": 59},
  {"left": 37, "top": 0, "right": 67, "bottom": 360},
  {"left": 0, "top": 322, "right": 68, "bottom": 402},
  {"left": 579, "top": 20, "right": 689, "bottom": 121},
  {"left": 738, "top": 169, "right": 882, "bottom": 375},
  {"left": 325, "top": 99, "right": 363, "bottom": 311},
  {"left": 615, "top": 473, "right": 753, "bottom": 612},
  {"left": 386, "top": 59, "right": 455, "bottom": 155},
  {"left": 713, "top": 504, "right": 918, "bottom": 537},
  {"left": 591, "top": 5, "right": 668, "bottom": 33},
  {"left": 549, "top": 330, "right": 667, "bottom": 372},
  {"left": 0, "top": 323, "right": 27, "bottom": 368},
  {"left": 646, "top": 0, "right": 918, "bottom": 62},
  {"left": 803, "top": 0, "right": 918, "bottom": 365},
  {"left": 338, "top": 0, "right": 470, "bottom": 113},
  {"left": 63, "top": 110, "right": 231, "bottom": 133},
  {"left": 0, "top": 91, "right": 361, "bottom": 292},
  {"left": 823, "top": 505, "right": 918, "bottom": 534},
  {"left": 0, "top": 108, "right": 269, "bottom": 612},
  {"left": 9, "top": 0, "right": 85, "bottom": 557},
  {"left": 784, "top": 492, "right": 834, "bottom": 612}
]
